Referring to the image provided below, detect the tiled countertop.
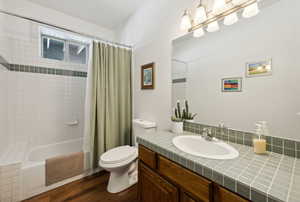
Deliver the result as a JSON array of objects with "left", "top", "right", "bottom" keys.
[{"left": 137, "top": 131, "right": 300, "bottom": 202}]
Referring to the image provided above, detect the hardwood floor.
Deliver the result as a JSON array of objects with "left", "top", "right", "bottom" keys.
[{"left": 23, "top": 171, "right": 139, "bottom": 202}]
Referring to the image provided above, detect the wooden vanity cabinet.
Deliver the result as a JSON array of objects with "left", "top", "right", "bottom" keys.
[
  {"left": 158, "top": 156, "right": 212, "bottom": 202},
  {"left": 181, "top": 191, "right": 198, "bottom": 202},
  {"left": 138, "top": 162, "right": 179, "bottom": 202},
  {"left": 138, "top": 145, "right": 250, "bottom": 202},
  {"left": 213, "top": 185, "right": 249, "bottom": 202},
  {"left": 139, "top": 144, "right": 157, "bottom": 169}
]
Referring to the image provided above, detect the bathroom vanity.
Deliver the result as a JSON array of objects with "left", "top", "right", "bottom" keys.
[
  {"left": 137, "top": 131, "right": 299, "bottom": 202},
  {"left": 138, "top": 144, "right": 248, "bottom": 202}
]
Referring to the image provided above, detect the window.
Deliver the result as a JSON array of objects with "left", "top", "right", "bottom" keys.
[
  {"left": 68, "top": 42, "right": 88, "bottom": 64},
  {"left": 42, "top": 36, "right": 65, "bottom": 61},
  {"left": 41, "top": 34, "right": 89, "bottom": 64}
]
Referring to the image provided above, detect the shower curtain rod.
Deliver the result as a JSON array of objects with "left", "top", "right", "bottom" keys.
[{"left": 0, "top": 9, "right": 132, "bottom": 49}]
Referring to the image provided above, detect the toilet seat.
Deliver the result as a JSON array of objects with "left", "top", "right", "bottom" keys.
[
  {"left": 99, "top": 146, "right": 138, "bottom": 169},
  {"left": 101, "top": 146, "right": 137, "bottom": 164}
]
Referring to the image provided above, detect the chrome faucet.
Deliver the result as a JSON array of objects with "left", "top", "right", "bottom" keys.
[{"left": 202, "top": 128, "right": 213, "bottom": 141}]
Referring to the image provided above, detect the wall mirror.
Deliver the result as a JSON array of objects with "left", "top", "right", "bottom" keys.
[{"left": 171, "top": 1, "right": 300, "bottom": 140}]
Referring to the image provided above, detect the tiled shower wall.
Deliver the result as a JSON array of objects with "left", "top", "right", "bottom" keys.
[
  {"left": 0, "top": 64, "right": 9, "bottom": 155},
  {"left": 0, "top": 163, "right": 22, "bottom": 202},
  {"left": 0, "top": 13, "right": 87, "bottom": 148},
  {"left": 0, "top": 11, "right": 89, "bottom": 202}
]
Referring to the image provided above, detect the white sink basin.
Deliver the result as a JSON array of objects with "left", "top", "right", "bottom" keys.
[{"left": 172, "top": 136, "right": 239, "bottom": 160}]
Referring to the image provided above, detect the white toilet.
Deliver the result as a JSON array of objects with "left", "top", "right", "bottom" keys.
[{"left": 99, "top": 119, "right": 156, "bottom": 193}]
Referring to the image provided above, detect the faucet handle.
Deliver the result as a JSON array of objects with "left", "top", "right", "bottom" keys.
[
  {"left": 202, "top": 127, "right": 214, "bottom": 141},
  {"left": 203, "top": 127, "right": 212, "bottom": 135}
]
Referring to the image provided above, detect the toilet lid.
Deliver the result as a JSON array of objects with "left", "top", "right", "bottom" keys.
[{"left": 100, "top": 146, "right": 137, "bottom": 164}]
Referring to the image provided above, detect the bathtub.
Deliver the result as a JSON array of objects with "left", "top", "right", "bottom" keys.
[{"left": 21, "top": 138, "right": 95, "bottom": 200}]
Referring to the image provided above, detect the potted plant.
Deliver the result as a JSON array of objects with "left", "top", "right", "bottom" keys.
[
  {"left": 171, "top": 101, "right": 184, "bottom": 134},
  {"left": 171, "top": 100, "right": 197, "bottom": 133}
]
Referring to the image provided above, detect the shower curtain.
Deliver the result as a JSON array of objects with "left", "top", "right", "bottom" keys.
[{"left": 84, "top": 42, "right": 132, "bottom": 169}]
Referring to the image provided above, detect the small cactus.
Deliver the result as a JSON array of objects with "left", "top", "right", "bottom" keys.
[
  {"left": 174, "top": 108, "right": 178, "bottom": 118},
  {"left": 171, "top": 100, "right": 197, "bottom": 121},
  {"left": 177, "top": 101, "right": 181, "bottom": 118},
  {"left": 171, "top": 116, "right": 182, "bottom": 122},
  {"left": 185, "top": 100, "right": 189, "bottom": 115}
]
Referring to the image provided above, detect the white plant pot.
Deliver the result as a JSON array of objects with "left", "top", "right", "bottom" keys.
[
  {"left": 171, "top": 121, "right": 183, "bottom": 134},
  {"left": 185, "top": 120, "right": 194, "bottom": 123}
]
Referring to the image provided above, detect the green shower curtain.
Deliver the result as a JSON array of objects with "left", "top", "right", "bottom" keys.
[{"left": 89, "top": 42, "right": 132, "bottom": 168}]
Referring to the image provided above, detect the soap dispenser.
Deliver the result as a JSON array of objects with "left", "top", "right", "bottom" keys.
[{"left": 253, "top": 122, "right": 267, "bottom": 154}]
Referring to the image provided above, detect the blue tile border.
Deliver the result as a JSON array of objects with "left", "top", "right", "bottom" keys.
[
  {"left": 7, "top": 64, "right": 87, "bottom": 78},
  {"left": 0, "top": 55, "right": 10, "bottom": 69},
  {"left": 172, "top": 78, "right": 186, "bottom": 83},
  {"left": 0, "top": 54, "right": 87, "bottom": 78}
]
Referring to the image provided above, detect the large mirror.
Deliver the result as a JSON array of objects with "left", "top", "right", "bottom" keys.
[{"left": 171, "top": 2, "right": 300, "bottom": 140}]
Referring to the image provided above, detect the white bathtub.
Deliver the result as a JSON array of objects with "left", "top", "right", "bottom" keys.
[{"left": 21, "top": 138, "right": 94, "bottom": 200}]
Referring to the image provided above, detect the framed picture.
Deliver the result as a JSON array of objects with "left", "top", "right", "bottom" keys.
[
  {"left": 222, "top": 77, "right": 243, "bottom": 92},
  {"left": 141, "top": 62, "right": 155, "bottom": 89},
  {"left": 246, "top": 59, "right": 272, "bottom": 77}
]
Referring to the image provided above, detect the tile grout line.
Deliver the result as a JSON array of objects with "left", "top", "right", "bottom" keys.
[
  {"left": 233, "top": 147, "right": 255, "bottom": 193},
  {"left": 249, "top": 154, "right": 270, "bottom": 200},
  {"left": 266, "top": 154, "right": 284, "bottom": 200},
  {"left": 286, "top": 158, "right": 296, "bottom": 202},
  {"left": 230, "top": 146, "right": 253, "bottom": 192},
  {"left": 235, "top": 148, "right": 255, "bottom": 180}
]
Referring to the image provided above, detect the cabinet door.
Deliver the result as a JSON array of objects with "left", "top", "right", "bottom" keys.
[
  {"left": 181, "top": 191, "right": 197, "bottom": 202},
  {"left": 138, "top": 162, "right": 179, "bottom": 202},
  {"left": 214, "top": 185, "right": 249, "bottom": 202},
  {"left": 158, "top": 156, "right": 213, "bottom": 202},
  {"left": 139, "top": 145, "right": 157, "bottom": 169}
]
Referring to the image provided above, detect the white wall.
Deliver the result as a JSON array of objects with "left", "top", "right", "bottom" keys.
[
  {"left": 174, "top": 0, "right": 300, "bottom": 140},
  {"left": 171, "top": 60, "right": 187, "bottom": 108},
  {"left": 117, "top": 0, "right": 195, "bottom": 130},
  {"left": 172, "top": 60, "right": 187, "bottom": 80},
  {"left": 0, "top": 64, "right": 8, "bottom": 154},
  {"left": 0, "top": 0, "right": 115, "bottom": 41}
]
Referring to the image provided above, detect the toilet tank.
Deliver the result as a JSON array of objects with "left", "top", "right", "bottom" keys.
[{"left": 132, "top": 119, "right": 156, "bottom": 146}]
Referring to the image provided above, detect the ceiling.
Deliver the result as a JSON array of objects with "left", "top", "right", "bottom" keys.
[{"left": 28, "top": 0, "right": 145, "bottom": 29}]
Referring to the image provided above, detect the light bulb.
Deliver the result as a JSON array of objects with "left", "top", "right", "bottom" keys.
[
  {"left": 193, "top": 28, "right": 205, "bottom": 38},
  {"left": 180, "top": 10, "right": 192, "bottom": 31},
  {"left": 213, "top": 0, "right": 226, "bottom": 13},
  {"left": 207, "top": 21, "right": 220, "bottom": 32},
  {"left": 232, "top": 0, "right": 246, "bottom": 5},
  {"left": 194, "top": 5, "right": 207, "bottom": 24},
  {"left": 224, "top": 12, "right": 238, "bottom": 26},
  {"left": 243, "top": 2, "right": 259, "bottom": 18}
]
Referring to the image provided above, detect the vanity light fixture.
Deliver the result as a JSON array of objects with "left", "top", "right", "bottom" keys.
[
  {"left": 194, "top": 2, "right": 207, "bottom": 24},
  {"left": 180, "top": 10, "right": 192, "bottom": 31},
  {"left": 213, "top": 0, "right": 227, "bottom": 14},
  {"left": 224, "top": 12, "right": 238, "bottom": 26},
  {"left": 181, "top": 0, "right": 261, "bottom": 38},
  {"left": 193, "top": 28, "right": 205, "bottom": 38},
  {"left": 232, "top": 0, "right": 247, "bottom": 5},
  {"left": 242, "top": 2, "right": 260, "bottom": 18},
  {"left": 207, "top": 21, "right": 220, "bottom": 32}
]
